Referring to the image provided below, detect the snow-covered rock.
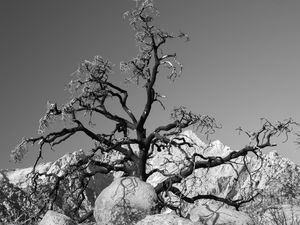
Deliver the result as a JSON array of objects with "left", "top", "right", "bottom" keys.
[{"left": 94, "top": 176, "right": 159, "bottom": 225}]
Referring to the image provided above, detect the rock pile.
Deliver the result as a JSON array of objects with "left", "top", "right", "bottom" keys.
[{"left": 2, "top": 130, "right": 300, "bottom": 224}]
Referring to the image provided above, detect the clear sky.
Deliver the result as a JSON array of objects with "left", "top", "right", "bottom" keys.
[{"left": 1, "top": 0, "right": 300, "bottom": 169}]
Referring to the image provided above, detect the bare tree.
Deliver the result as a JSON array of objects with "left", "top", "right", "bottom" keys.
[{"left": 11, "top": 0, "right": 299, "bottom": 223}]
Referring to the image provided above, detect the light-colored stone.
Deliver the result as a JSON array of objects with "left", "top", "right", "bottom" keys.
[
  {"left": 94, "top": 176, "right": 158, "bottom": 225},
  {"left": 261, "top": 204, "right": 300, "bottom": 225},
  {"left": 3, "top": 130, "right": 300, "bottom": 224},
  {"left": 0, "top": 150, "right": 113, "bottom": 223},
  {"left": 136, "top": 213, "right": 203, "bottom": 225},
  {"left": 38, "top": 210, "right": 76, "bottom": 225},
  {"left": 189, "top": 203, "right": 253, "bottom": 225}
]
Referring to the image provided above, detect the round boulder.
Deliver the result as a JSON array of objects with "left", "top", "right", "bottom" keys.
[{"left": 94, "top": 176, "right": 159, "bottom": 225}]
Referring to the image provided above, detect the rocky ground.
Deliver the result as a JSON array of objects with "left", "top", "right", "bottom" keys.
[{"left": 1, "top": 130, "right": 300, "bottom": 224}]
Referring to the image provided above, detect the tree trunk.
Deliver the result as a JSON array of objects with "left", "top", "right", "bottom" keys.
[{"left": 130, "top": 153, "right": 147, "bottom": 181}]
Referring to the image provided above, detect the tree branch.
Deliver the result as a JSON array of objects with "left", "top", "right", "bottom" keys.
[{"left": 169, "top": 186, "right": 258, "bottom": 210}]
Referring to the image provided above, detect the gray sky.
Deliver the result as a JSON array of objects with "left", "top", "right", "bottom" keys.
[{"left": 1, "top": 0, "right": 300, "bottom": 169}]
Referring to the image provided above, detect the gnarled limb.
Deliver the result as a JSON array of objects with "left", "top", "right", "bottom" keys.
[{"left": 153, "top": 119, "right": 299, "bottom": 210}]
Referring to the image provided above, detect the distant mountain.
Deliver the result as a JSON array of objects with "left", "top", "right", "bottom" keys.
[
  {"left": 149, "top": 130, "right": 300, "bottom": 198},
  {"left": 0, "top": 150, "right": 112, "bottom": 224},
  {"left": 147, "top": 130, "right": 300, "bottom": 223},
  {"left": 1, "top": 130, "right": 300, "bottom": 224}
]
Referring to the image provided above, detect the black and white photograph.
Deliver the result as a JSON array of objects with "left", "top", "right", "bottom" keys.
[{"left": 1, "top": 1, "right": 300, "bottom": 224}]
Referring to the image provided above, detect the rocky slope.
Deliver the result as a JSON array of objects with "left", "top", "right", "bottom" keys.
[
  {"left": 147, "top": 130, "right": 300, "bottom": 224},
  {"left": 0, "top": 150, "right": 113, "bottom": 224},
  {"left": 148, "top": 130, "right": 300, "bottom": 199},
  {"left": 1, "top": 130, "right": 300, "bottom": 224}
]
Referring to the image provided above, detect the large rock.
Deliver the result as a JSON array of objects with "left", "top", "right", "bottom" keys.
[
  {"left": 39, "top": 210, "right": 76, "bottom": 225},
  {"left": 94, "top": 176, "right": 159, "bottom": 225},
  {"left": 189, "top": 203, "right": 253, "bottom": 225},
  {"left": 136, "top": 213, "right": 202, "bottom": 225}
]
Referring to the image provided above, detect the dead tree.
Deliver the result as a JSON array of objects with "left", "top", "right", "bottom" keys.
[{"left": 11, "top": 0, "right": 299, "bottom": 223}]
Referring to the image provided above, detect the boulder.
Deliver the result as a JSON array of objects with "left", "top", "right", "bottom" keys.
[
  {"left": 94, "top": 176, "right": 158, "bottom": 225},
  {"left": 189, "top": 203, "right": 253, "bottom": 225},
  {"left": 136, "top": 213, "right": 202, "bottom": 225},
  {"left": 38, "top": 210, "right": 76, "bottom": 225}
]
